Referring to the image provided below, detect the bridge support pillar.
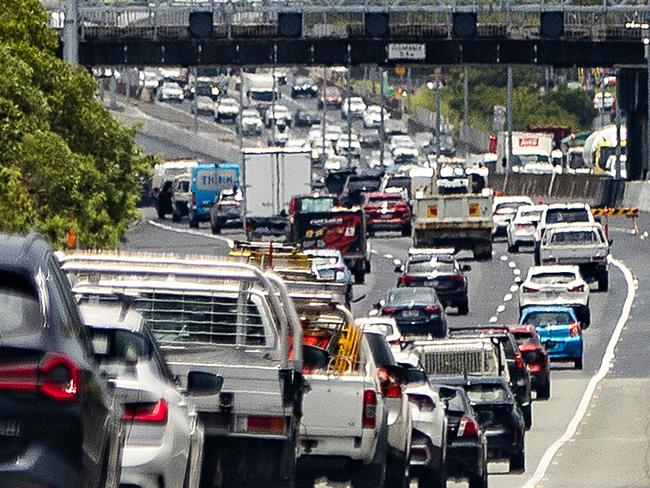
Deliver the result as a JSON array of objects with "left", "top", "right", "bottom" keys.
[{"left": 620, "top": 68, "right": 649, "bottom": 180}]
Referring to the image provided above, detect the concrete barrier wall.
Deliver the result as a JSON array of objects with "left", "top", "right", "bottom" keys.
[{"left": 623, "top": 181, "right": 650, "bottom": 211}]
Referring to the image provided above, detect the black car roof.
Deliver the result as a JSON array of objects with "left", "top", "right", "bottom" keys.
[{"left": 0, "top": 233, "right": 52, "bottom": 272}]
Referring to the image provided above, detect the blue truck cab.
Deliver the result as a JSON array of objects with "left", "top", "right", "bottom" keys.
[
  {"left": 519, "top": 305, "right": 584, "bottom": 370},
  {"left": 188, "top": 163, "right": 240, "bottom": 228}
]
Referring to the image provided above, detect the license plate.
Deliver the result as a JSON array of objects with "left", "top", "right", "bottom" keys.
[
  {"left": 544, "top": 291, "right": 559, "bottom": 299},
  {"left": 0, "top": 418, "right": 21, "bottom": 437},
  {"left": 402, "top": 310, "right": 420, "bottom": 318}
]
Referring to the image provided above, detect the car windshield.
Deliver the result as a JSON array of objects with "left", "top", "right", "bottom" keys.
[
  {"left": 550, "top": 230, "right": 599, "bottom": 245},
  {"left": 523, "top": 311, "right": 574, "bottom": 326},
  {"left": 519, "top": 209, "right": 542, "bottom": 220},
  {"left": 386, "top": 288, "right": 437, "bottom": 306},
  {"left": 496, "top": 202, "right": 527, "bottom": 214},
  {"left": 546, "top": 209, "right": 590, "bottom": 224},
  {"left": 0, "top": 271, "right": 43, "bottom": 337},
  {"left": 465, "top": 384, "right": 510, "bottom": 404},
  {"left": 513, "top": 332, "right": 538, "bottom": 347},
  {"left": 530, "top": 272, "right": 577, "bottom": 284}
]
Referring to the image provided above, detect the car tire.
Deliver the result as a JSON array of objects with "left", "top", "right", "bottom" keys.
[
  {"left": 401, "top": 225, "right": 412, "bottom": 237},
  {"left": 458, "top": 300, "right": 469, "bottom": 316},
  {"left": 508, "top": 241, "right": 519, "bottom": 253},
  {"left": 509, "top": 450, "right": 525, "bottom": 473},
  {"left": 211, "top": 222, "right": 222, "bottom": 234},
  {"left": 365, "top": 259, "right": 371, "bottom": 273},
  {"left": 522, "top": 404, "right": 532, "bottom": 430},
  {"left": 598, "top": 274, "right": 609, "bottom": 292},
  {"left": 172, "top": 211, "right": 181, "bottom": 223},
  {"left": 368, "top": 229, "right": 375, "bottom": 237},
  {"left": 354, "top": 269, "right": 365, "bottom": 284},
  {"left": 386, "top": 454, "right": 409, "bottom": 488},
  {"left": 575, "top": 357, "right": 583, "bottom": 370},
  {"left": 351, "top": 460, "right": 386, "bottom": 488},
  {"left": 189, "top": 213, "right": 199, "bottom": 229},
  {"left": 468, "top": 468, "right": 488, "bottom": 488},
  {"left": 537, "top": 380, "right": 551, "bottom": 400}
]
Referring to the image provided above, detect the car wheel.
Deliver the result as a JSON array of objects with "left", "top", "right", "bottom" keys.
[
  {"left": 598, "top": 274, "right": 609, "bottom": 292},
  {"left": 385, "top": 454, "right": 409, "bottom": 488},
  {"left": 509, "top": 450, "right": 525, "bottom": 473},
  {"left": 172, "top": 211, "right": 181, "bottom": 223},
  {"left": 468, "top": 468, "right": 488, "bottom": 488},
  {"left": 574, "top": 357, "right": 583, "bottom": 370},
  {"left": 537, "top": 379, "right": 551, "bottom": 400},
  {"left": 458, "top": 300, "right": 469, "bottom": 316},
  {"left": 354, "top": 269, "right": 365, "bottom": 284},
  {"left": 351, "top": 459, "right": 386, "bottom": 488},
  {"left": 522, "top": 404, "right": 532, "bottom": 430},
  {"left": 189, "top": 213, "right": 199, "bottom": 229},
  {"left": 401, "top": 225, "right": 412, "bottom": 237},
  {"left": 211, "top": 222, "right": 221, "bottom": 234}
]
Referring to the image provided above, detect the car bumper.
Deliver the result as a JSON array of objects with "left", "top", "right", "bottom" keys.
[
  {"left": 484, "top": 431, "right": 519, "bottom": 459},
  {"left": 0, "top": 441, "right": 80, "bottom": 488},
  {"left": 546, "top": 338, "right": 583, "bottom": 361},
  {"left": 121, "top": 441, "right": 179, "bottom": 488},
  {"left": 367, "top": 218, "right": 409, "bottom": 230},
  {"left": 435, "top": 288, "right": 468, "bottom": 306},
  {"left": 447, "top": 441, "right": 484, "bottom": 478},
  {"left": 492, "top": 221, "right": 510, "bottom": 236},
  {"left": 409, "top": 430, "right": 444, "bottom": 476},
  {"left": 510, "top": 232, "right": 536, "bottom": 245}
]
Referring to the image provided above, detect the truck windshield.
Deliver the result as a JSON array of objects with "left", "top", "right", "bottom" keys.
[{"left": 300, "top": 198, "right": 335, "bottom": 213}]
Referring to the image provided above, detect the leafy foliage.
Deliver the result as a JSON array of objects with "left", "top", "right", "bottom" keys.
[{"left": 0, "top": 0, "right": 151, "bottom": 248}]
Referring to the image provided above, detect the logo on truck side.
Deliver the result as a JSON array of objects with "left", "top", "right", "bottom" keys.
[{"left": 518, "top": 138, "right": 539, "bottom": 147}]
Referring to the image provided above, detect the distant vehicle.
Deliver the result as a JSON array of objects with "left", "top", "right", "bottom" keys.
[
  {"left": 268, "top": 126, "right": 290, "bottom": 147},
  {"left": 538, "top": 222, "right": 610, "bottom": 291},
  {"left": 191, "top": 95, "right": 215, "bottom": 116},
  {"left": 534, "top": 202, "right": 595, "bottom": 260},
  {"left": 508, "top": 324, "right": 551, "bottom": 400},
  {"left": 294, "top": 108, "right": 321, "bottom": 127},
  {"left": 506, "top": 204, "right": 546, "bottom": 252},
  {"left": 324, "top": 125, "right": 343, "bottom": 142},
  {"left": 359, "top": 131, "right": 381, "bottom": 149},
  {"left": 380, "top": 287, "right": 448, "bottom": 338},
  {"left": 215, "top": 97, "right": 239, "bottom": 123},
  {"left": 335, "top": 136, "right": 362, "bottom": 159},
  {"left": 151, "top": 159, "right": 198, "bottom": 196},
  {"left": 291, "top": 77, "right": 318, "bottom": 98},
  {"left": 396, "top": 252, "right": 470, "bottom": 314},
  {"left": 492, "top": 196, "right": 534, "bottom": 238},
  {"left": 593, "top": 91, "right": 615, "bottom": 110},
  {"left": 0, "top": 234, "right": 123, "bottom": 488},
  {"left": 171, "top": 173, "right": 192, "bottom": 221},
  {"left": 304, "top": 249, "right": 353, "bottom": 304},
  {"left": 393, "top": 146, "right": 420, "bottom": 166},
  {"left": 342, "top": 97, "right": 368, "bottom": 120},
  {"left": 496, "top": 131, "right": 554, "bottom": 174},
  {"left": 363, "top": 105, "right": 390, "bottom": 129},
  {"left": 238, "top": 108, "right": 264, "bottom": 136},
  {"left": 384, "top": 119, "right": 408, "bottom": 136},
  {"left": 519, "top": 265, "right": 591, "bottom": 327},
  {"left": 363, "top": 192, "right": 412, "bottom": 237},
  {"left": 158, "top": 81, "right": 184, "bottom": 102},
  {"left": 436, "top": 376, "right": 526, "bottom": 473},
  {"left": 264, "top": 104, "right": 293, "bottom": 128},
  {"left": 81, "top": 299, "right": 222, "bottom": 488},
  {"left": 431, "top": 384, "right": 488, "bottom": 488},
  {"left": 318, "top": 86, "right": 343, "bottom": 109},
  {"left": 389, "top": 135, "right": 416, "bottom": 153},
  {"left": 188, "top": 163, "right": 240, "bottom": 228},
  {"left": 519, "top": 305, "right": 584, "bottom": 369},
  {"left": 209, "top": 188, "right": 243, "bottom": 234}
]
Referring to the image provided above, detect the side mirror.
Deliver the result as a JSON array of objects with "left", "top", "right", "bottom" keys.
[
  {"left": 461, "top": 264, "right": 472, "bottom": 272},
  {"left": 608, "top": 239, "right": 614, "bottom": 246},
  {"left": 186, "top": 371, "right": 224, "bottom": 396}
]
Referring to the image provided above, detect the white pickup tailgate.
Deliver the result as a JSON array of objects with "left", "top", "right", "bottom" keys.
[
  {"left": 414, "top": 195, "right": 492, "bottom": 224},
  {"left": 301, "top": 374, "right": 367, "bottom": 437}
]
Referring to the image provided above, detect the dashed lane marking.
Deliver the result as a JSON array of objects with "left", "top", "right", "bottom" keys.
[
  {"left": 496, "top": 304, "right": 506, "bottom": 313},
  {"left": 489, "top": 316, "right": 498, "bottom": 323},
  {"left": 510, "top": 284, "right": 520, "bottom": 293},
  {"left": 504, "top": 293, "right": 513, "bottom": 302},
  {"left": 500, "top": 255, "right": 509, "bottom": 261},
  {"left": 508, "top": 261, "right": 517, "bottom": 268}
]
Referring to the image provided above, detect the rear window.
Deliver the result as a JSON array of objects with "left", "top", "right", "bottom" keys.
[
  {"left": 550, "top": 230, "right": 599, "bottom": 245},
  {"left": 546, "top": 209, "right": 590, "bottom": 224},
  {"left": 530, "top": 272, "right": 577, "bottom": 284},
  {"left": 407, "top": 261, "right": 456, "bottom": 274},
  {"left": 365, "top": 333, "right": 396, "bottom": 367},
  {"left": 387, "top": 288, "right": 437, "bottom": 306},
  {"left": 495, "top": 202, "right": 526, "bottom": 213},
  {"left": 0, "top": 271, "right": 43, "bottom": 337},
  {"left": 522, "top": 311, "right": 574, "bottom": 326},
  {"left": 368, "top": 195, "right": 401, "bottom": 204},
  {"left": 465, "top": 384, "right": 510, "bottom": 404},
  {"left": 299, "top": 198, "right": 336, "bottom": 213}
]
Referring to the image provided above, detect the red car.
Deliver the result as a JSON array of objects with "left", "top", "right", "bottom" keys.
[
  {"left": 363, "top": 192, "right": 412, "bottom": 237},
  {"left": 508, "top": 324, "right": 551, "bottom": 400},
  {"left": 318, "top": 86, "right": 343, "bottom": 109}
]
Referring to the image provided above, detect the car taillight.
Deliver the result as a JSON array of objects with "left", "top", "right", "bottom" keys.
[
  {"left": 568, "top": 284, "right": 584, "bottom": 292},
  {"left": 515, "top": 351, "right": 526, "bottom": 370},
  {"left": 123, "top": 399, "right": 168, "bottom": 424},
  {"left": 522, "top": 286, "right": 539, "bottom": 293},
  {"left": 383, "top": 383, "right": 402, "bottom": 398},
  {"left": 0, "top": 353, "right": 79, "bottom": 402},
  {"left": 516, "top": 224, "right": 531, "bottom": 230},
  {"left": 569, "top": 322, "right": 582, "bottom": 337},
  {"left": 381, "top": 307, "right": 396, "bottom": 314},
  {"left": 362, "top": 389, "right": 378, "bottom": 429},
  {"left": 407, "top": 393, "right": 435, "bottom": 412},
  {"left": 191, "top": 193, "right": 196, "bottom": 209},
  {"left": 457, "top": 416, "right": 479, "bottom": 437},
  {"left": 450, "top": 274, "right": 464, "bottom": 283},
  {"left": 246, "top": 415, "right": 285, "bottom": 434},
  {"left": 388, "top": 338, "right": 401, "bottom": 346},
  {"left": 423, "top": 304, "right": 441, "bottom": 313},
  {"left": 398, "top": 275, "right": 417, "bottom": 284}
]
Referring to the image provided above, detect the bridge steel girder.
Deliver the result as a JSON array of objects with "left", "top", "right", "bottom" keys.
[{"left": 75, "top": 38, "right": 646, "bottom": 68}]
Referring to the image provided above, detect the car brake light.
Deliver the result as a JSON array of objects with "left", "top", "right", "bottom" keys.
[
  {"left": 516, "top": 224, "right": 531, "bottom": 230},
  {"left": 522, "top": 286, "right": 539, "bottom": 293},
  {"left": 407, "top": 393, "right": 435, "bottom": 412},
  {"left": 450, "top": 274, "right": 465, "bottom": 283},
  {"left": 362, "top": 389, "right": 378, "bottom": 429},
  {"left": 457, "top": 416, "right": 479, "bottom": 437},
  {"left": 381, "top": 307, "right": 396, "bottom": 314},
  {"left": 423, "top": 304, "right": 441, "bottom": 313},
  {"left": 246, "top": 415, "right": 285, "bottom": 434},
  {"left": 515, "top": 351, "right": 526, "bottom": 370},
  {"left": 569, "top": 322, "right": 582, "bottom": 337},
  {"left": 123, "top": 399, "right": 168, "bottom": 424},
  {"left": 0, "top": 353, "right": 79, "bottom": 402},
  {"left": 568, "top": 284, "right": 584, "bottom": 292},
  {"left": 383, "top": 383, "right": 402, "bottom": 398},
  {"left": 388, "top": 338, "right": 401, "bottom": 346},
  {"left": 398, "top": 275, "right": 417, "bottom": 284}
]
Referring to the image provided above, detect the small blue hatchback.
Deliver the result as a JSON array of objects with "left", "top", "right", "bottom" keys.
[{"left": 519, "top": 305, "right": 584, "bottom": 370}]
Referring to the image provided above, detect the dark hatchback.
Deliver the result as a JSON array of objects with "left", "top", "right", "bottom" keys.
[
  {"left": 380, "top": 287, "right": 448, "bottom": 338},
  {"left": 0, "top": 234, "right": 123, "bottom": 488},
  {"left": 450, "top": 326, "right": 533, "bottom": 429},
  {"left": 397, "top": 254, "right": 470, "bottom": 315},
  {"left": 291, "top": 77, "right": 318, "bottom": 98},
  {"left": 439, "top": 376, "right": 525, "bottom": 473},
  {"left": 432, "top": 383, "right": 488, "bottom": 488},
  {"left": 294, "top": 108, "right": 322, "bottom": 127}
]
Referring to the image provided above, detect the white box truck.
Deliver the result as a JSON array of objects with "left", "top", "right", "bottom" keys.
[{"left": 497, "top": 132, "right": 554, "bottom": 174}]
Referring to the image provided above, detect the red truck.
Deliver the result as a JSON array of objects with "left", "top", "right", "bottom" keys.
[{"left": 363, "top": 192, "right": 412, "bottom": 237}]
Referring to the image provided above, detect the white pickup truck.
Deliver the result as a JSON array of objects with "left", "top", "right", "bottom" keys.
[
  {"left": 538, "top": 222, "right": 611, "bottom": 291},
  {"left": 60, "top": 253, "right": 305, "bottom": 488}
]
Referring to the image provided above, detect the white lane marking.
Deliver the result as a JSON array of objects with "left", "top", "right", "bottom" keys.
[
  {"left": 504, "top": 293, "right": 513, "bottom": 302},
  {"left": 147, "top": 220, "right": 234, "bottom": 247},
  {"left": 385, "top": 254, "right": 394, "bottom": 259},
  {"left": 522, "top": 256, "right": 635, "bottom": 488},
  {"left": 508, "top": 261, "right": 516, "bottom": 268},
  {"left": 500, "top": 255, "right": 508, "bottom": 261},
  {"left": 610, "top": 227, "right": 636, "bottom": 235},
  {"left": 510, "top": 284, "right": 520, "bottom": 293},
  {"left": 513, "top": 269, "right": 521, "bottom": 276},
  {"left": 514, "top": 276, "right": 523, "bottom": 284},
  {"left": 496, "top": 304, "right": 506, "bottom": 313},
  {"left": 370, "top": 249, "right": 379, "bottom": 255},
  {"left": 489, "top": 316, "right": 498, "bottom": 323}
]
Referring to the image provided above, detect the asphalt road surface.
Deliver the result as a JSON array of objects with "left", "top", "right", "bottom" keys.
[{"left": 123, "top": 208, "right": 649, "bottom": 488}]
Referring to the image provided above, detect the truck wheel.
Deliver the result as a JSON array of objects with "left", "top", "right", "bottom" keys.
[
  {"left": 401, "top": 225, "right": 412, "bottom": 237},
  {"left": 509, "top": 450, "right": 525, "bottom": 473},
  {"left": 172, "top": 211, "right": 181, "bottom": 223},
  {"left": 418, "top": 463, "right": 446, "bottom": 488},
  {"left": 354, "top": 269, "right": 365, "bottom": 284},
  {"left": 474, "top": 244, "right": 492, "bottom": 261},
  {"left": 537, "top": 380, "right": 551, "bottom": 400},
  {"left": 508, "top": 241, "right": 519, "bottom": 253},
  {"left": 598, "top": 274, "right": 609, "bottom": 292},
  {"left": 458, "top": 300, "right": 469, "bottom": 316},
  {"left": 351, "top": 460, "right": 386, "bottom": 488},
  {"left": 365, "top": 259, "right": 371, "bottom": 273},
  {"left": 189, "top": 214, "right": 199, "bottom": 229},
  {"left": 534, "top": 248, "right": 541, "bottom": 266},
  {"left": 211, "top": 222, "right": 222, "bottom": 234},
  {"left": 468, "top": 468, "right": 488, "bottom": 488}
]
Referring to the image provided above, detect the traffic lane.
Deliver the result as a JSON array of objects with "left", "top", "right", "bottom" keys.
[{"left": 135, "top": 133, "right": 221, "bottom": 163}]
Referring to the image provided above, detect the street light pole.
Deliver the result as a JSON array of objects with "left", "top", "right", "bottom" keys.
[
  {"left": 434, "top": 71, "right": 441, "bottom": 163},
  {"left": 463, "top": 67, "right": 469, "bottom": 126},
  {"left": 615, "top": 68, "right": 622, "bottom": 179},
  {"left": 63, "top": 0, "right": 79, "bottom": 64},
  {"left": 321, "top": 65, "right": 327, "bottom": 166},
  {"left": 380, "top": 69, "right": 386, "bottom": 169},
  {"left": 646, "top": 40, "right": 650, "bottom": 180},
  {"left": 507, "top": 65, "right": 514, "bottom": 172},
  {"left": 346, "top": 44, "right": 353, "bottom": 169}
]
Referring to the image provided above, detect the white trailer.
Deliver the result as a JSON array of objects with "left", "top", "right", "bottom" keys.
[{"left": 497, "top": 132, "right": 554, "bottom": 174}]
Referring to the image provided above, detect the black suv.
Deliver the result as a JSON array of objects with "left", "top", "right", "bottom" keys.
[{"left": 0, "top": 234, "right": 123, "bottom": 488}]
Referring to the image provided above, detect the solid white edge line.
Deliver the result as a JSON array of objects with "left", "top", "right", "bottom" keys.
[
  {"left": 147, "top": 219, "right": 235, "bottom": 247},
  {"left": 522, "top": 256, "right": 635, "bottom": 488}
]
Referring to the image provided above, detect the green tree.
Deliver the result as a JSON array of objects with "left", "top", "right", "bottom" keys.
[{"left": 0, "top": 0, "right": 151, "bottom": 248}]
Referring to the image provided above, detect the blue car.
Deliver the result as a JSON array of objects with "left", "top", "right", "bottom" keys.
[{"left": 519, "top": 306, "right": 584, "bottom": 370}]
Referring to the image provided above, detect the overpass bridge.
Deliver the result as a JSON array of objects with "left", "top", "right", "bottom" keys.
[{"left": 47, "top": 0, "right": 650, "bottom": 179}]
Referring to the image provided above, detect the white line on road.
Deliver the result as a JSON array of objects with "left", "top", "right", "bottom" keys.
[
  {"left": 510, "top": 284, "right": 520, "bottom": 293},
  {"left": 508, "top": 261, "right": 516, "bottom": 268},
  {"left": 496, "top": 304, "right": 506, "bottom": 313},
  {"left": 500, "top": 255, "right": 509, "bottom": 261},
  {"left": 147, "top": 220, "right": 234, "bottom": 247},
  {"left": 489, "top": 316, "right": 498, "bottom": 323},
  {"left": 504, "top": 293, "right": 513, "bottom": 302},
  {"left": 513, "top": 269, "right": 521, "bottom": 276},
  {"left": 522, "top": 256, "right": 635, "bottom": 488},
  {"left": 385, "top": 254, "right": 394, "bottom": 259}
]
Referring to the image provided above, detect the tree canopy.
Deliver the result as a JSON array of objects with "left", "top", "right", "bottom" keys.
[{"left": 0, "top": 0, "right": 150, "bottom": 248}]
